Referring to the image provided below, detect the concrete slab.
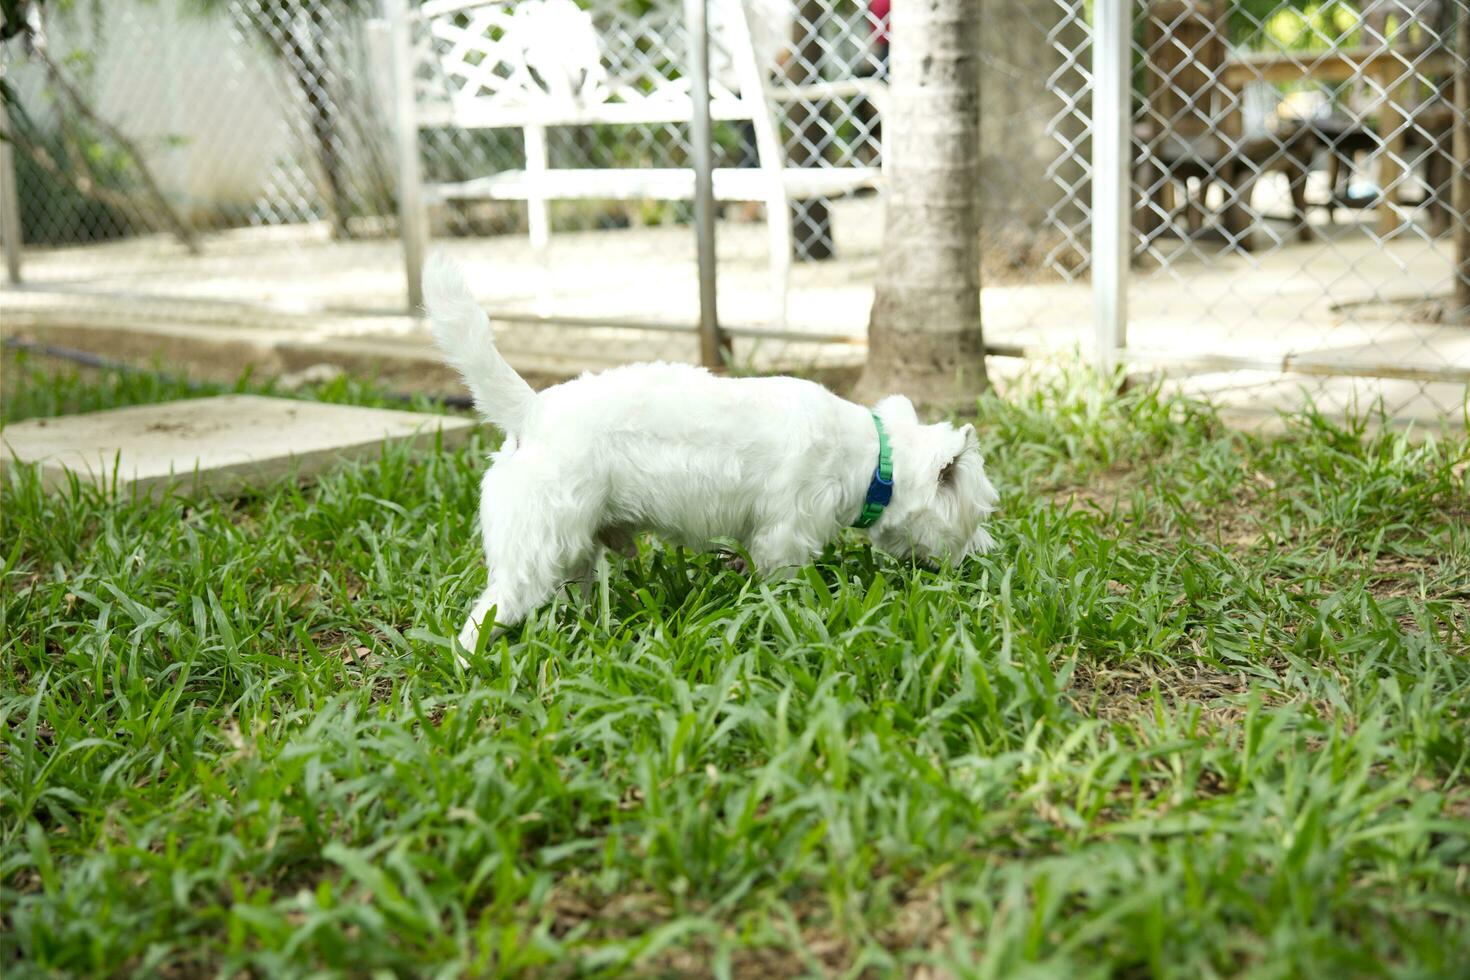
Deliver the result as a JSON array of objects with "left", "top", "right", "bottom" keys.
[{"left": 1, "top": 394, "right": 477, "bottom": 497}]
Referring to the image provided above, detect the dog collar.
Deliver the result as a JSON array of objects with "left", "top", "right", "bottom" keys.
[{"left": 852, "top": 411, "right": 893, "bottom": 528}]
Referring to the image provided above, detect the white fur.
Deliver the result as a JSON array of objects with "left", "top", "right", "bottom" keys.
[{"left": 424, "top": 254, "right": 1000, "bottom": 650}]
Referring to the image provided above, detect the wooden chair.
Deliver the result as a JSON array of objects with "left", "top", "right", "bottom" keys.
[
  {"left": 1133, "top": 0, "right": 1315, "bottom": 252},
  {"left": 376, "top": 0, "right": 884, "bottom": 327},
  {"left": 1307, "top": 0, "right": 1455, "bottom": 232}
]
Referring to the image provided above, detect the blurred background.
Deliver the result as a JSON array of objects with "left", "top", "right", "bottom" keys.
[{"left": 1, "top": 0, "right": 1466, "bottom": 425}]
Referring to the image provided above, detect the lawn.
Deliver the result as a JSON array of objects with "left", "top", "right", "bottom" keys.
[{"left": 3, "top": 351, "right": 1468, "bottom": 977}]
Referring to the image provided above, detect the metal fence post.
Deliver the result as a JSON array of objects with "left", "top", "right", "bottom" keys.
[
  {"left": 684, "top": 0, "right": 728, "bottom": 369},
  {"left": 1091, "top": 0, "right": 1132, "bottom": 377},
  {"left": 381, "top": 0, "right": 428, "bottom": 312},
  {"left": 0, "top": 93, "right": 24, "bottom": 285}
]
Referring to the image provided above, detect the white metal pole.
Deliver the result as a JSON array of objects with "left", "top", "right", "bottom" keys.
[
  {"left": 1091, "top": 0, "right": 1132, "bottom": 377},
  {"left": 684, "top": 0, "right": 727, "bottom": 369},
  {"left": 382, "top": 0, "right": 428, "bottom": 312},
  {"left": 0, "top": 93, "right": 24, "bottom": 284}
]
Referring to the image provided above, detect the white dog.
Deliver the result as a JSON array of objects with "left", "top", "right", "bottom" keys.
[{"left": 424, "top": 255, "right": 999, "bottom": 650}]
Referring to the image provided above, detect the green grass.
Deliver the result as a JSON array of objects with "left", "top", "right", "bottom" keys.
[{"left": 3, "top": 351, "right": 1469, "bottom": 977}]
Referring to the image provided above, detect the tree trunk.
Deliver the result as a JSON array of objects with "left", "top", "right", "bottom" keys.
[{"left": 853, "top": 0, "right": 987, "bottom": 410}]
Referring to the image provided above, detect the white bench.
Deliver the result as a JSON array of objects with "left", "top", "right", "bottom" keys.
[{"left": 376, "top": 0, "right": 884, "bottom": 327}]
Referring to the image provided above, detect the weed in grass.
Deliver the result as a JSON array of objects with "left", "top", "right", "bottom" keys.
[{"left": 2, "top": 353, "right": 1468, "bottom": 976}]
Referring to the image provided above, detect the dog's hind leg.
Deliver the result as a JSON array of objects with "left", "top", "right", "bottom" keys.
[
  {"left": 458, "top": 480, "right": 602, "bottom": 653},
  {"left": 459, "top": 549, "right": 596, "bottom": 652}
]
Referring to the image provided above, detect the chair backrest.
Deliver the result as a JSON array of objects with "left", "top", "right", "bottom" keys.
[
  {"left": 1141, "top": 0, "right": 1230, "bottom": 138},
  {"left": 409, "top": 0, "right": 759, "bottom": 129},
  {"left": 1360, "top": 0, "right": 1445, "bottom": 52}
]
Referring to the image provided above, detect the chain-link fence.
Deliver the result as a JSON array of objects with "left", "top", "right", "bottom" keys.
[
  {"left": 1123, "top": 0, "right": 1470, "bottom": 421},
  {"left": 1, "top": 0, "right": 1467, "bottom": 423}
]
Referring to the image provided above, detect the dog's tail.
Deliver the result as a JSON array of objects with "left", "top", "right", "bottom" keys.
[{"left": 423, "top": 253, "right": 535, "bottom": 433}]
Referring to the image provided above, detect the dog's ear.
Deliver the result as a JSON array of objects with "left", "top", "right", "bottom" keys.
[
  {"left": 875, "top": 395, "right": 918, "bottom": 427},
  {"left": 937, "top": 424, "right": 977, "bottom": 489}
]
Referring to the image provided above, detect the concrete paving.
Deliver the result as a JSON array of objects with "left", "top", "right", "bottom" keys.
[
  {"left": 1, "top": 394, "right": 476, "bottom": 497},
  {"left": 2, "top": 192, "right": 1465, "bottom": 427}
]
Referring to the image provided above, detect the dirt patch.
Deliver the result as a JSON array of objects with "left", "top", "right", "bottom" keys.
[
  {"left": 536, "top": 876, "right": 961, "bottom": 978},
  {"left": 1068, "top": 655, "right": 1266, "bottom": 727},
  {"left": 1042, "top": 466, "right": 1139, "bottom": 515},
  {"left": 1334, "top": 293, "right": 1470, "bottom": 325},
  {"left": 1364, "top": 552, "right": 1444, "bottom": 600},
  {"left": 1042, "top": 462, "right": 1275, "bottom": 555}
]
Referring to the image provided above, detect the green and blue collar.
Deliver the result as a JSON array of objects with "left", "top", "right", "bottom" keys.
[{"left": 851, "top": 411, "right": 893, "bottom": 528}]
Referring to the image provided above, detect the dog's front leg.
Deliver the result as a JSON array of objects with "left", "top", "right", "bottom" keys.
[
  {"left": 747, "top": 525, "right": 820, "bottom": 581},
  {"left": 458, "top": 461, "right": 605, "bottom": 656}
]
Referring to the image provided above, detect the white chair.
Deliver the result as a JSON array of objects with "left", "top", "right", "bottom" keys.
[{"left": 375, "top": 0, "right": 884, "bottom": 327}]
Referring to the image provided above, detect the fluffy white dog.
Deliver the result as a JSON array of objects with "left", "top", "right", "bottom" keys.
[{"left": 425, "top": 254, "right": 999, "bottom": 650}]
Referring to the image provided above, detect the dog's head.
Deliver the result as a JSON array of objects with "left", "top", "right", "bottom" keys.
[{"left": 867, "top": 395, "right": 999, "bottom": 563}]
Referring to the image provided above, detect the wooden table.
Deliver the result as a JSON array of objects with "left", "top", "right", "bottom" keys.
[{"left": 1219, "top": 45, "right": 1456, "bottom": 235}]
